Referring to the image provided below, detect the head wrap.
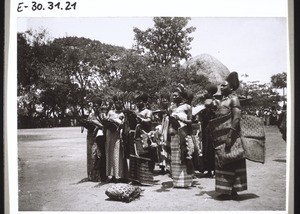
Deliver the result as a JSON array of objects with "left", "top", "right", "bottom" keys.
[
  {"left": 205, "top": 84, "right": 218, "bottom": 95},
  {"left": 225, "top": 71, "right": 240, "bottom": 91}
]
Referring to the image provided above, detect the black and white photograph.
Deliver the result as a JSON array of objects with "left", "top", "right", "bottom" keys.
[{"left": 5, "top": 0, "right": 293, "bottom": 213}]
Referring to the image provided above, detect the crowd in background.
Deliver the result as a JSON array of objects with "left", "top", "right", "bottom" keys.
[{"left": 242, "top": 105, "right": 287, "bottom": 126}]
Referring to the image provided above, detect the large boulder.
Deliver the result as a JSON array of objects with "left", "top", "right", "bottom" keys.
[{"left": 183, "top": 54, "right": 230, "bottom": 85}]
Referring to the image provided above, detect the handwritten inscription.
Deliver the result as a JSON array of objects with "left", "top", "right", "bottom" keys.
[{"left": 17, "top": 1, "right": 77, "bottom": 12}]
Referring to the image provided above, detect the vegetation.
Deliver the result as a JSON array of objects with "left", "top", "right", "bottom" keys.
[{"left": 17, "top": 18, "right": 286, "bottom": 128}]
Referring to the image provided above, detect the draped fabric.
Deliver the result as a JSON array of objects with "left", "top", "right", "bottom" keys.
[
  {"left": 106, "top": 129, "right": 128, "bottom": 179},
  {"left": 199, "top": 107, "right": 216, "bottom": 172},
  {"left": 161, "top": 116, "right": 171, "bottom": 166},
  {"left": 213, "top": 103, "right": 247, "bottom": 194},
  {"left": 170, "top": 135, "right": 193, "bottom": 188},
  {"left": 215, "top": 159, "right": 247, "bottom": 194}
]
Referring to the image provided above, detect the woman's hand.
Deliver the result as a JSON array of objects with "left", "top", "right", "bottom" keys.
[
  {"left": 225, "top": 128, "right": 238, "bottom": 149},
  {"left": 225, "top": 129, "right": 233, "bottom": 149}
]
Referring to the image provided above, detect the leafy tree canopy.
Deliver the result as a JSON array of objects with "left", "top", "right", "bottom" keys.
[{"left": 133, "top": 17, "right": 196, "bottom": 67}]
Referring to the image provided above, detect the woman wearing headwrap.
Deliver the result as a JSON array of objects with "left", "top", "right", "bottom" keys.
[
  {"left": 168, "top": 84, "right": 194, "bottom": 188},
  {"left": 213, "top": 72, "right": 247, "bottom": 199}
]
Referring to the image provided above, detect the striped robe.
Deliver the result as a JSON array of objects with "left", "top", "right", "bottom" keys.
[
  {"left": 215, "top": 158, "right": 247, "bottom": 194},
  {"left": 171, "top": 134, "right": 193, "bottom": 188},
  {"left": 213, "top": 95, "right": 248, "bottom": 194}
]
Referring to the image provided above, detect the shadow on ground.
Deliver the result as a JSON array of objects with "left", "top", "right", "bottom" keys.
[{"left": 196, "top": 190, "right": 259, "bottom": 201}]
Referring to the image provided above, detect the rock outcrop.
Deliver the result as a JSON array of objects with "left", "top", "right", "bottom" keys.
[{"left": 183, "top": 53, "right": 230, "bottom": 85}]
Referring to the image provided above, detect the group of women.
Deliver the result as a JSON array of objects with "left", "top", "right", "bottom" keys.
[{"left": 87, "top": 71, "right": 247, "bottom": 200}]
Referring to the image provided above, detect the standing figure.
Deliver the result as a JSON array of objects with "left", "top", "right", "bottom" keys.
[
  {"left": 214, "top": 72, "right": 247, "bottom": 199},
  {"left": 104, "top": 96, "right": 128, "bottom": 183},
  {"left": 128, "top": 93, "right": 156, "bottom": 185},
  {"left": 277, "top": 104, "right": 287, "bottom": 141},
  {"left": 169, "top": 84, "right": 194, "bottom": 188},
  {"left": 80, "top": 97, "right": 107, "bottom": 182},
  {"left": 198, "top": 84, "right": 219, "bottom": 177},
  {"left": 135, "top": 93, "right": 156, "bottom": 170},
  {"left": 157, "top": 91, "right": 172, "bottom": 175}
]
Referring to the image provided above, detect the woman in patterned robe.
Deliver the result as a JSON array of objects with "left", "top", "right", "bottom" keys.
[
  {"left": 214, "top": 72, "right": 247, "bottom": 199},
  {"left": 168, "top": 84, "right": 194, "bottom": 188}
]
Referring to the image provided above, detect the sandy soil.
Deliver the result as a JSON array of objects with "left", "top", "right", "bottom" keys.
[{"left": 17, "top": 126, "right": 288, "bottom": 211}]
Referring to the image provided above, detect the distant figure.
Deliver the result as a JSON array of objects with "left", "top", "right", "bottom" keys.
[
  {"left": 277, "top": 104, "right": 287, "bottom": 141},
  {"left": 269, "top": 106, "right": 278, "bottom": 125}
]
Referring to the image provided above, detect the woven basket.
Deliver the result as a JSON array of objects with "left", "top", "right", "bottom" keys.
[
  {"left": 240, "top": 115, "right": 265, "bottom": 139},
  {"left": 240, "top": 115, "right": 266, "bottom": 163},
  {"left": 242, "top": 136, "right": 265, "bottom": 163},
  {"left": 129, "top": 155, "right": 154, "bottom": 185},
  {"left": 215, "top": 137, "right": 245, "bottom": 168},
  {"left": 207, "top": 113, "right": 245, "bottom": 167}
]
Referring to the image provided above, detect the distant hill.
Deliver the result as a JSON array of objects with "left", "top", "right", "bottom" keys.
[{"left": 183, "top": 54, "right": 230, "bottom": 85}]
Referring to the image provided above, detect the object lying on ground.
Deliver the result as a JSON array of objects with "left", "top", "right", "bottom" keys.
[{"left": 105, "top": 183, "right": 143, "bottom": 203}]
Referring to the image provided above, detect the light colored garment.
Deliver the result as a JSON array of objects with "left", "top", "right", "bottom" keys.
[
  {"left": 171, "top": 135, "right": 193, "bottom": 188},
  {"left": 105, "top": 110, "right": 128, "bottom": 179},
  {"left": 106, "top": 129, "right": 128, "bottom": 179}
]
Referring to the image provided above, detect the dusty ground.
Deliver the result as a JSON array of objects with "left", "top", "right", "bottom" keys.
[{"left": 18, "top": 126, "right": 288, "bottom": 212}]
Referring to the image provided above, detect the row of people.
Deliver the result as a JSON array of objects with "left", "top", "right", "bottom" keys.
[{"left": 82, "top": 71, "right": 247, "bottom": 199}]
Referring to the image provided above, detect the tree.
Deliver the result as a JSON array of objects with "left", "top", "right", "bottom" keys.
[
  {"left": 133, "top": 17, "right": 196, "bottom": 67},
  {"left": 17, "top": 29, "right": 54, "bottom": 125},
  {"left": 17, "top": 29, "right": 52, "bottom": 94},
  {"left": 271, "top": 72, "right": 287, "bottom": 98},
  {"left": 237, "top": 80, "right": 280, "bottom": 109},
  {"left": 36, "top": 36, "right": 129, "bottom": 117}
]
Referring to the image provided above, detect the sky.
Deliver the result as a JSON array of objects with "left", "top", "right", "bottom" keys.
[{"left": 17, "top": 17, "right": 288, "bottom": 84}]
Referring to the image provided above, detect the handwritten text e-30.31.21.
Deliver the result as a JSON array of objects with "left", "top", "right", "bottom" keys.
[{"left": 17, "top": 1, "right": 77, "bottom": 12}]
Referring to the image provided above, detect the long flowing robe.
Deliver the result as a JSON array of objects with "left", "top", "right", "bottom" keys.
[
  {"left": 214, "top": 94, "right": 247, "bottom": 194},
  {"left": 169, "top": 103, "right": 193, "bottom": 188},
  {"left": 199, "top": 106, "right": 216, "bottom": 172},
  {"left": 105, "top": 110, "right": 128, "bottom": 179}
]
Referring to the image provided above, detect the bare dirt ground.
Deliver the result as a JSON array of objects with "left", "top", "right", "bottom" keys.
[{"left": 18, "top": 126, "right": 288, "bottom": 212}]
